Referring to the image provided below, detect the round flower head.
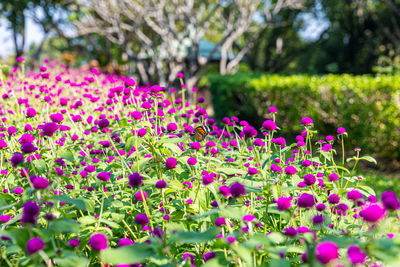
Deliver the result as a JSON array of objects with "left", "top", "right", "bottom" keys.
[
  {"left": 155, "top": 180, "right": 167, "bottom": 189},
  {"left": 312, "top": 214, "right": 325, "bottom": 225},
  {"left": 347, "top": 245, "right": 366, "bottom": 264},
  {"left": 337, "top": 127, "right": 346, "bottom": 134},
  {"left": 97, "top": 172, "right": 110, "bottom": 182},
  {"left": 165, "top": 157, "right": 177, "bottom": 169},
  {"left": 135, "top": 213, "right": 149, "bottom": 226},
  {"left": 202, "top": 174, "right": 214, "bottom": 185},
  {"left": 137, "top": 128, "right": 147, "bottom": 137},
  {"left": 128, "top": 173, "right": 143, "bottom": 187},
  {"left": 215, "top": 217, "right": 226, "bottom": 227},
  {"left": 10, "top": 153, "right": 24, "bottom": 167},
  {"left": 26, "top": 108, "right": 37, "bottom": 118},
  {"left": 89, "top": 233, "right": 108, "bottom": 251},
  {"left": 248, "top": 167, "right": 258, "bottom": 175},
  {"left": 277, "top": 196, "right": 292, "bottom": 211},
  {"left": 219, "top": 185, "right": 231, "bottom": 197},
  {"left": 301, "top": 117, "right": 313, "bottom": 126},
  {"left": 284, "top": 165, "right": 297, "bottom": 175},
  {"left": 187, "top": 157, "right": 197, "bottom": 166},
  {"left": 328, "top": 173, "right": 339, "bottom": 182},
  {"left": 26, "top": 237, "right": 45, "bottom": 255},
  {"left": 43, "top": 122, "right": 58, "bottom": 136},
  {"left": 21, "top": 142, "right": 37, "bottom": 154},
  {"left": 229, "top": 182, "right": 246, "bottom": 198},
  {"left": 118, "top": 238, "right": 134, "bottom": 247},
  {"left": 262, "top": 120, "right": 277, "bottom": 131},
  {"left": 21, "top": 201, "right": 40, "bottom": 224},
  {"left": 328, "top": 194, "right": 340, "bottom": 204},
  {"left": 359, "top": 204, "right": 386, "bottom": 223},
  {"left": 203, "top": 251, "right": 217, "bottom": 262},
  {"left": 32, "top": 177, "right": 49, "bottom": 189},
  {"left": 381, "top": 191, "right": 400, "bottom": 210},
  {"left": 268, "top": 106, "right": 277, "bottom": 113},
  {"left": 315, "top": 241, "right": 339, "bottom": 264},
  {"left": 124, "top": 78, "right": 135, "bottom": 87},
  {"left": 347, "top": 190, "right": 363, "bottom": 201},
  {"left": 303, "top": 174, "right": 316, "bottom": 185},
  {"left": 167, "top": 123, "right": 177, "bottom": 132},
  {"left": 242, "top": 125, "right": 257, "bottom": 138},
  {"left": 98, "top": 119, "right": 110, "bottom": 129},
  {"left": 316, "top": 203, "right": 326, "bottom": 211},
  {"left": 297, "top": 193, "right": 315, "bottom": 208},
  {"left": 68, "top": 238, "right": 80, "bottom": 247},
  {"left": 284, "top": 227, "right": 297, "bottom": 237}
]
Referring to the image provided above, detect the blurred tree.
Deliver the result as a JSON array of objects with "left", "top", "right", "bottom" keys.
[{"left": 72, "top": 0, "right": 304, "bottom": 87}]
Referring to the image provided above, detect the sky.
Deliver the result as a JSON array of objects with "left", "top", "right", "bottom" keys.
[{"left": 0, "top": 10, "right": 329, "bottom": 60}]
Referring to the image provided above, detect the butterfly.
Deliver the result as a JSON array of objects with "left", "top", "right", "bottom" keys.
[{"left": 194, "top": 125, "right": 212, "bottom": 142}]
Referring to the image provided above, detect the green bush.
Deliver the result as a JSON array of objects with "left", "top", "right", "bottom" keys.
[{"left": 208, "top": 73, "right": 400, "bottom": 168}]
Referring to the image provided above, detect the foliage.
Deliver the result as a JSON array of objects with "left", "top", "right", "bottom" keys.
[
  {"left": 208, "top": 73, "right": 400, "bottom": 168},
  {"left": 0, "top": 60, "right": 400, "bottom": 266}
]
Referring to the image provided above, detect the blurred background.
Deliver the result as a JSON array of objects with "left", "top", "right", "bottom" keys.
[{"left": 0, "top": 0, "right": 399, "bottom": 190}]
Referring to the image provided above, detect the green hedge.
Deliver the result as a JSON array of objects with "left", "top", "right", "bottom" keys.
[{"left": 208, "top": 73, "right": 400, "bottom": 167}]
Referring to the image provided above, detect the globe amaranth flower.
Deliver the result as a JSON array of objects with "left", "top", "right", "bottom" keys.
[
  {"left": 337, "top": 127, "right": 346, "bottom": 134},
  {"left": 21, "top": 142, "right": 37, "bottom": 154},
  {"left": 97, "top": 172, "right": 110, "bottom": 182},
  {"left": 187, "top": 157, "right": 197, "bottom": 166},
  {"left": 359, "top": 204, "right": 386, "bottom": 223},
  {"left": 297, "top": 193, "right": 315, "bottom": 208},
  {"left": 10, "top": 153, "right": 24, "bottom": 167},
  {"left": 268, "top": 106, "right": 277, "bottom": 113},
  {"left": 284, "top": 227, "right": 297, "bottom": 237},
  {"left": 98, "top": 119, "right": 110, "bottom": 129},
  {"left": 316, "top": 203, "right": 326, "bottom": 211},
  {"left": 128, "top": 173, "right": 143, "bottom": 187},
  {"left": 89, "top": 233, "right": 108, "bottom": 251},
  {"left": 26, "top": 108, "right": 37, "bottom": 118},
  {"left": 347, "top": 190, "right": 363, "bottom": 201},
  {"left": 118, "top": 238, "right": 134, "bottom": 247},
  {"left": 165, "top": 157, "right": 177, "bottom": 169},
  {"left": 202, "top": 174, "right": 214, "bottom": 185},
  {"left": 303, "top": 174, "right": 316, "bottom": 185},
  {"left": 21, "top": 201, "right": 40, "bottom": 224},
  {"left": 215, "top": 217, "right": 226, "bottom": 227},
  {"left": 42, "top": 122, "right": 59, "bottom": 136},
  {"left": 26, "top": 237, "right": 45, "bottom": 255},
  {"left": 50, "top": 113, "right": 64, "bottom": 123},
  {"left": 155, "top": 180, "right": 167, "bottom": 189},
  {"left": 312, "top": 214, "right": 325, "bottom": 225},
  {"left": 328, "top": 173, "right": 339, "bottom": 182},
  {"left": 262, "top": 120, "right": 277, "bottom": 131},
  {"left": 166, "top": 123, "right": 177, "bottom": 132},
  {"left": 137, "top": 128, "right": 147, "bottom": 137},
  {"left": 328, "top": 194, "right": 340, "bottom": 204},
  {"left": 229, "top": 182, "right": 246, "bottom": 198},
  {"left": 135, "top": 213, "right": 149, "bottom": 226},
  {"left": 381, "top": 191, "right": 400, "bottom": 210},
  {"left": 347, "top": 245, "right": 366, "bottom": 264},
  {"left": 124, "top": 78, "right": 135, "bottom": 87},
  {"left": 190, "top": 142, "right": 201, "bottom": 150},
  {"left": 284, "top": 165, "right": 297, "bottom": 175},
  {"left": 301, "top": 117, "right": 313, "bottom": 126},
  {"left": 315, "top": 241, "right": 339, "bottom": 264},
  {"left": 68, "top": 238, "right": 80, "bottom": 247},
  {"left": 203, "top": 252, "right": 217, "bottom": 262},
  {"left": 32, "top": 177, "right": 49, "bottom": 189},
  {"left": 0, "top": 214, "right": 11, "bottom": 223},
  {"left": 219, "top": 185, "right": 231, "bottom": 197},
  {"left": 248, "top": 167, "right": 258, "bottom": 175},
  {"left": 135, "top": 190, "right": 147, "bottom": 201},
  {"left": 242, "top": 125, "right": 257, "bottom": 138},
  {"left": 277, "top": 196, "right": 292, "bottom": 211}
]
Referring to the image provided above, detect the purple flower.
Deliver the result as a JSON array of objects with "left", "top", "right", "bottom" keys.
[
  {"left": 33, "top": 177, "right": 49, "bottom": 189},
  {"left": 277, "top": 197, "right": 292, "bottom": 211},
  {"left": 187, "top": 157, "right": 197, "bottom": 166},
  {"left": 262, "top": 120, "right": 277, "bottom": 131},
  {"left": 137, "top": 128, "right": 147, "bottom": 137},
  {"left": 312, "top": 214, "right": 325, "bottom": 225},
  {"left": 203, "top": 252, "right": 216, "bottom": 262},
  {"left": 302, "top": 160, "right": 311, "bottom": 167},
  {"left": 13, "top": 187, "right": 24, "bottom": 194},
  {"left": 316, "top": 203, "right": 326, "bottom": 211},
  {"left": 21, "top": 201, "right": 40, "bottom": 224},
  {"left": 21, "top": 143, "right": 37, "bottom": 154},
  {"left": 359, "top": 204, "right": 386, "bottom": 223},
  {"left": 328, "top": 173, "right": 339, "bottom": 182},
  {"left": 26, "top": 237, "right": 45, "bottom": 255},
  {"left": 50, "top": 113, "right": 64, "bottom": 123},
  {"left": 347, "top": 245, "right": 366, "bottom": 264},
  {"left": 135, "top": 213, "right": 149, "bottom": 226},
  {"left": 381, "top": 191, "right": 400, "bottom": 210},
  {"left": 128, "top": 173, "right": 143, "bottom": 187},
  {"left": 297, "top": 193, "right": 315, "bottom": 208},
  {"left": 315, "top": 241, "right": 339, "bottom": 264},
  {"left": 247, "top": 167, "right": 258, "bottom": 175},
  {"left": 202, "top": 174, "right": 214, "bottom": 185},
  {"left": 98, "top": 119, "right": 110, "bottom": 129},
  {"left": 167, "top": 123, "right": 177, "bottom": 132},
  {"left": 0, "top": 215, "right": 11, "bottom": 223},
  {"left": 26, "top": 108, "right": 37, "bottom": 118},
  {"left": 97, "top": 172, "right": 110, "bottom": 182},
  {"left": 215, "top": 217, "right": 226, "bottom": 227},
  {"left": 303, "top": 174, "right": 316, "bottom": 185},
  {"left": 124, "top": 78, "right": 135, "bottom": 87},
  {"left": 229, "top": 182, "right": 246, "bottom": 198},
  {"left": 284, "top": 165, "right": 297, "bottom": 175},
  {"left": 347, "top": 190, "right": 363, "bottom": 201},
  {"left": 89, "top": 233, "right": 108, "bottom": 251},
  {"left": 190, "top": 142, "right": 201, "bottom": 150},
  {"left": 165, "top": 157, "right": 177, "bottom": 169},
  {"left": 268, "top": 106, "right": 277, "bottom": 113},
  {"left": 328, "top": 194, "right": 340, "bottom": 204},
  {"left": 118, "top": 238, "right": 134, "bottom": 247},
  {"left": 242, "top": 125, "right": 257, "bottom": 138},
  {"left": 155, "top": 180, "right": 167, "bottom": 189},
  {"left": 226, "top": 236, "right": 236, "bottom": 243},
  {"left": 243, "top": 214, "right": 256, "bottom": 222},
  {"left": 0, "top": 139, "right": 7, "bottom": 149},
  {"left": 284, "top": 227, "right": 297, "bottom": 237},
  {"left": 219, "top": 185, "right": 231, "bottom": 197},
  {"left": 43, "top": 122, "right": 58, "bottom": 136},
  {"left": 68, "top": 238, "right": 80, "bottom": 247},
  {"left": 337, "top": 127, "right": 346, "bottom": 134},
  {"left": 10, "top": 153, "right": 24, "bottom": 167},
  {"left": 183, "top": 253, "right": 194, "bottom": 264},
  {"left": 301, "top": 117, "right": 313, "bottom": 126}
]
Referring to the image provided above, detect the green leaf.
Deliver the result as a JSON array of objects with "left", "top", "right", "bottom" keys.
[
  {"left": 58, "top": 150, "right": 75, "bottom": 163},
  {"left": 269, "top": 259, "right": 290, "bottom": 267},
  {"left": 100, "top": 244, "right": 154, "bottom": 264},
  {"left": 359, "top": 156, "right": 377, "bottom": 164},
  {"left": 0, "top": 201, "right": 18, "bottom": 211},
  {"left": 50, "top": 219, "right": 80, "bottom": 233},
  {"left": 217, "top": 168, "right": 246, "bottom": 176},
  {"left": 53, "top": 195, "right": 94, "bottom": 211},
  {"left": 358, "top": 185, "right": 376, "bottom": 197},
  {"left": 170, "top": 227, "right": 220, "bottom": 243},
  {"left": 32, "top": 159, "right": 47, "bottom": 173},
  {"left": 125, "top": 136, "right": 136, "bottom": 152},
  {"left": 54, "top": 254, "right": 89, "bottom": 267}
]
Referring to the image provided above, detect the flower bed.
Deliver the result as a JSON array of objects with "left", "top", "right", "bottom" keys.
[{"left": 0, "top": 59, "right": 399, "bottom": 266}]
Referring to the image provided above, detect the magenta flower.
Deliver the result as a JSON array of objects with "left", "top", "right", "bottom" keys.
[
  {"left": 135, "top": 213, "right": 149, "bottom": 226},
  {"left": 347, "top": 190, "right": 363, "bottom": 201},
  {"left": 312, "top": 214, "right": 325, "bottom": 225},
  {"left": 128, "top": 173, "right": 143, "bottom": 187},
  {"left": 219, "top": 185, "right": 231, "bottom": 197},
  {"left": 32, "top": 177, "right": 49, "bottom": 189},
  {"left": 165, "top": 157, "right": 177, "bottom": 169},
  {"left": 26, "top": 108, "right": 37, "bottom": 118},
  {"left": 10, "top": 153, "right": 24, "bottom": 167},
  {"left": 98, "top": 119, "right": 110, "bottom": 129},
  {"left": 21, "top": 201, "right": 40, "bottom": 224},
  {"left": 284, "top": 227, "right": 297, "bottom": 237},
  {"left": 89, "top": 233, "right": 108, "bottom": 251},
  {"left": 337, "top": 127, "right": 346, "bottom": 134},
  {"left": 301, "top": 117, "right": 313, "bottom": 126},
  {"left": 215, "top": 217, "right": 226, "bottom": 227},
  {"left": 328, "top": 173, "right": 339, "bottom": 182},
  {"left": 242, "top": 125, "right": 257, "bottom": 137},
  {"left": 268, "top": 106, "right": 277, "bottom": 113},
  {"left": 167, "top": 123, "right": 177, "bottom": 131},
  {"left": 381, "top": 191, "right": 400, "bottom": 210},
  {"left": 190, "top": 142, "right": 201, "bottom": 150},
  {"left": 202, "top": 174, "right": 214, "bottom": 185},
  {"left": 297, "top": 193, "right": 315, "bottom": 208},
  {"left": 42, "top": 122, "right": 58, "bottom": 136},
  {"left": 328, "top": 194, "right": 340, "bottom": 204},
  {"left": 124, "top": 78, "right": 135, "bottom": 87},
  {"left": 137, "top": 128, "right": 147, "bottom": 137},
  {"left": 284, "top": 165, "right": 297, "bottom": 175},
  {"left": 118, "top": 238, "right": 134, "bottom": 247},
  {"left": 21, "top": 143, "right": 37, "bottom": 154},
  {"left": 26, "top": 237, "right": 45, "bottom": 255},
  {"left": 97, "top": 172, "right": 110, "bottom": 182},
  {"left": 262, "top": 120, "right": 277, "bottom": 131},
  {"left": 68, "top": 238, "right": 80, "bottom": 247},
  {"left": 315, "top": 241, "right": 339, "bottom": 264},
  {"left": 347, "top": 245, "right": 366, "bottom": 264},
  {"left": 303, "top": 174, "right": 316, "bottom": 185},
  {"left": 359, "top": 204, "right": 386, "bottom": 222},
  {"left": 203, "top": 252, "right": 216, "bottom": 262},
  {"left": 229, "top": 182, "right": 246, "bottom": 198},
  {"left": 155, "top": 180, "right": 167, "bottom": 189},
  {"left": 277, "top": 196, "right": 292, "bottom": 211},
  {"left": 247, "top": 167, "right": 258, "bottom": 175}
]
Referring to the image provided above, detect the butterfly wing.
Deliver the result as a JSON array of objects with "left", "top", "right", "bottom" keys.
[{"left": 195, "top": 126, "right": 207, "bottom": 141}]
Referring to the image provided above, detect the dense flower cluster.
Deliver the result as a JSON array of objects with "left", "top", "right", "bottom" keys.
[{"left": 0, "top": 60, "right": 398, "bottom": 266}]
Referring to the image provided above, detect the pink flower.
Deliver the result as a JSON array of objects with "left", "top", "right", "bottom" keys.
[{"left": 315, "top": 241, "right": 339, "bottom": 264}]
